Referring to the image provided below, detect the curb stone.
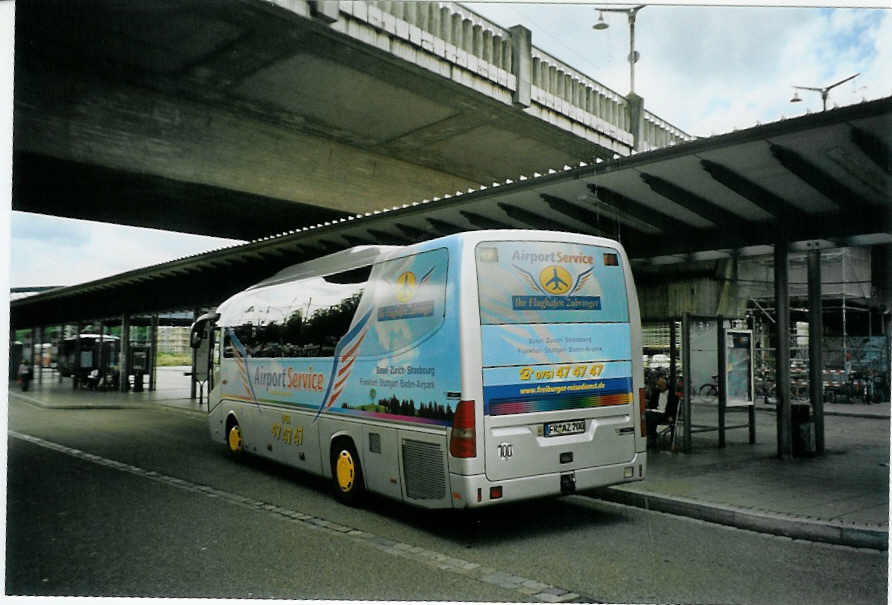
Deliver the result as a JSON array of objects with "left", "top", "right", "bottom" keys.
[{"left": 594, "top": 487, "right": 888, "bottom": 550}]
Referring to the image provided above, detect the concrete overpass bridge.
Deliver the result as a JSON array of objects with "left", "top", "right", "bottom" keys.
[{"left": 14, "top": 0, "right": 690, "bottom": 240}]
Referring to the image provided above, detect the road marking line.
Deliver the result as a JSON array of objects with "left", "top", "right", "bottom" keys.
[
  {"left": 9, "top": 430, "right": 597, "bottom": 603},
  {"left": 8, "top": 391, "right": 59, "bottom": 408}
]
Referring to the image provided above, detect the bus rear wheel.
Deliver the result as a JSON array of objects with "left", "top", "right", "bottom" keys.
[
  {"left": 330, "top": 441, "right": 364, "bottom": 506},
  {"left": 227, "top": 418, "right": 244, "bottom": 457}
]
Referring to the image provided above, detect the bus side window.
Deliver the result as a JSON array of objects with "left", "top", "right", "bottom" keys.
[
  {"left": 354, "top": 247, "right": 449, "bottom": 358},
  {"left": 223, "top": 329, "right": 234, "bottom": 359},
  {"left": 213, "top": 327, "right": 223, "bottom": 367},
  {"left": 217, "top": 267, "right": 370, "bottom": 359}
]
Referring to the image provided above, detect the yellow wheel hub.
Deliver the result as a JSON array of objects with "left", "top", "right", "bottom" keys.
[
  {"left": 336, "top": 450, "right": 355, "bottom": 492},
  {"left": 228, "top": 425, "right": 243, "bottom": 453}
]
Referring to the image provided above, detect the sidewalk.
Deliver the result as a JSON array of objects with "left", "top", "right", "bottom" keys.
[
  {"left": 9, "top": 366, "right": 207, "bottom": 415},
  {"left": 596, "top": 401, "right": 890, "bottom": 550},
  {"left": 10, "top": 370, "right": 890, "bottom": 550}
]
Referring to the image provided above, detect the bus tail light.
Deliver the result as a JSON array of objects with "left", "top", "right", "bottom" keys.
[
  {"left": 639, "top": 388, "right": 647, "bottom": 437},
  {"left": 450, "top": 400, "right": 476, "bottom": 458}
]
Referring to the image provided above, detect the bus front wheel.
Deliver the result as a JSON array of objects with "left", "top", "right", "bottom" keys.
[
  {"left": 226, "top": 417, "right": 244, "bottom": 457},
  {"left": 330, "top": 441, "right": 364, "bottom": 506}
]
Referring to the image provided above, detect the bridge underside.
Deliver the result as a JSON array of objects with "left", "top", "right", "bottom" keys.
[{"left": 14, "top": 0, "right": 621, "bottom": 240}]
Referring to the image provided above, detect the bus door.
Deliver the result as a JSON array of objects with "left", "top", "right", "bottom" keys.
[{"left": 475, "top": 240, "right": 638, "bottom": 483}]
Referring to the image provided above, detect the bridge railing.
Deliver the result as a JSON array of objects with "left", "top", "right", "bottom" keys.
[{"left": 332, "top": 1, "right": 692, "bottom": 151}]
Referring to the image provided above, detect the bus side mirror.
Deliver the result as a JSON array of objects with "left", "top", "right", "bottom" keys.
[
  {"left": 189, "top": 313, "right": 219, "bottom": 383},
  {"left": 190, "top": 313, "right": 220, "bottom": 349},
  {"left": 190, "top": 327, "right": 205, "bottom": 349}
]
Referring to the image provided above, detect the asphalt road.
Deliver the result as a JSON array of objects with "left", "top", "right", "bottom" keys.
[{"left": 6, "top": 393, "right": 888, "bottom": 603}]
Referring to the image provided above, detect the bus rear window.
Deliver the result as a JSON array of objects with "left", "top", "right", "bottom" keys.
[{"left": 475, "top": 241, "right": 629, "bottom": 325}]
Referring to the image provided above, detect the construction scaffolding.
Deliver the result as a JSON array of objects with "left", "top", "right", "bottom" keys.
[{"left": 745, "top": 248, "right": 890, "bottom": 405}]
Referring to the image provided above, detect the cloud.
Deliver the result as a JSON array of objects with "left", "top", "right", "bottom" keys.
[
  {"left": 9, "top": 212, "right": 244, "bottom": 288},
  {"left": 464, "top": 4, "right": 891, "bottom": 135},
  {"left": 11, "top": 213, "right": 91, "bottom": 247}
]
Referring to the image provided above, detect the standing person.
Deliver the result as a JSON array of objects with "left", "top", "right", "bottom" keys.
[{"left": 19, "top": 359, "right": 33, "bottom": 392}]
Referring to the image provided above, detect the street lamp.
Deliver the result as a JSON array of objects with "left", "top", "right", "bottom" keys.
[
  {"left": 790, "top": 73, "right": 859, "bottom": 111},
  {"left": 593, "top": 5, "right": 645, "bottom": 94}
]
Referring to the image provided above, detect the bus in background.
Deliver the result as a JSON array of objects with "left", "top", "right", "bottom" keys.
[{"left": 191, "top": 231, "right": 646, "bottom": 508}]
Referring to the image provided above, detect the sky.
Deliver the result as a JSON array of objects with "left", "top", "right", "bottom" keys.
[{"left": 4, "top": 2, "right": 892, "bottom": 292}]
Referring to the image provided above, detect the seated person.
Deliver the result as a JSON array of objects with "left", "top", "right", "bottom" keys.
[
  {"left": 646, "top": 375, "right": 674, "bottom": 446},
  {"left": 85, "top": 368, "right": 100, "bottom": 390}
]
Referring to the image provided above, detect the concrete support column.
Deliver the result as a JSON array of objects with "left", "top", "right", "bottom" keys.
[
  {"left": 98, "top": 320, "right": 104, "bottom": 373},
  {"left": 774, "top": 238, "right": 793, "bottom": 459},
  {"left": 808, "top": 249, "right": 825, "bottom": 455},
  {"left": 58, "top": 325, "right": 65, "bottom": 382},
  {"left": 492, "top": 35, "right": 502, "bottom": 68},
  {"left": 682, "top": 313, "right": 693, "bottom": 453},
  {"left": 37, "top": 326, "right": 43, "bottom": 384},
  {"left": 149, "top": 313, "right": 159, "bottom": 392},
  {"left": 191, "top": 309, "right": 200, "bottom": 400},
  {"left": 29, "top": 327, "right": 36, "bottom": 375},
  {"left": 120, "top": 314, "right": 130, "bottom": 393},
  {"left": 669, "top": 320, "right": 677, "bottom": 398},
  {"left": 627, "top": 92, "right": 645, "bottom": 150},
  {"left": 717, "top": 316, "right": 727, "bottom": 448},
  {"left": 509, "top": 24, "right": 531, "bottom": 107},
  {"left": 74, "top": 322, "right": 82, "bottom": 388}
]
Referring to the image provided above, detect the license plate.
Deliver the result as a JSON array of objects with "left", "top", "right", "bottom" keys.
[{"left": 544, "top": 419, "right": 585, "bottom": 437}]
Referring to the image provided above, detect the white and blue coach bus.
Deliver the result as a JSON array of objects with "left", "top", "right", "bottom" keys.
[{"left": 191, "top": 230, "right": 646, "bottom": 508}]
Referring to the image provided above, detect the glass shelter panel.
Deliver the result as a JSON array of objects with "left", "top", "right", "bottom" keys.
[{"left": 726, "top": 330, "right": 753, "bottom": 405}]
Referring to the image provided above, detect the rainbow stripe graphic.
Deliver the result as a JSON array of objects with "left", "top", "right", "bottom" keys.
[
  {"left": 227, "top": 329, "right": 257, "bottom": 403},
  {"left": 314, "top": 308, "right": 373, "bottom": 421},
  {"left": 483, "top": 377, "right": 633, "bottom": 416}
]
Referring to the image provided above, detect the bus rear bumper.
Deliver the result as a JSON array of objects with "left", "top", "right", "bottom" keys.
[{"left": 449, "top": 452, "right": 647, "bottom": 508}]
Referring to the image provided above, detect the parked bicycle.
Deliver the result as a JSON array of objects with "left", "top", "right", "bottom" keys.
[{"left": 698, "top": 375, "right": 719, "bottom": 398}]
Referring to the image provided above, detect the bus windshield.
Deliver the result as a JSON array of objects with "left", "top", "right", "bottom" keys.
[{"left": 475, "top": 240, "right": 629, "bottom": 325}]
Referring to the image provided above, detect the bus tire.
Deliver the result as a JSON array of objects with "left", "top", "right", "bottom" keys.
[
  {"left": 226, "top": 416, "right": 245, "bottom": 458},
  {"left": 330, "top": 440, "right": 364, "bottom": 506}
]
